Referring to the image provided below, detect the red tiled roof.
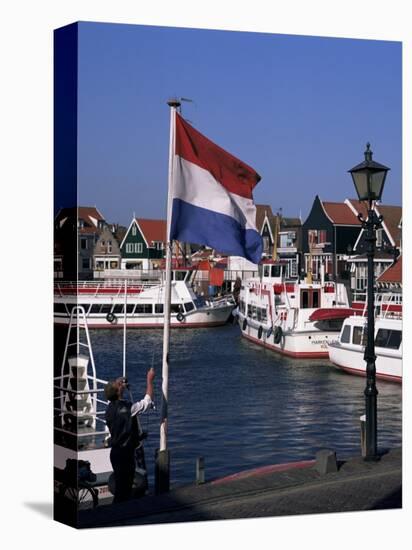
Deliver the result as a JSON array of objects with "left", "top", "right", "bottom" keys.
[
  {"left": 255, "top": 204, "right": 275, "bottom": 231},
  {"left": 322, "top": 201, "right": 361, "bottom": 225},
  {"left": 136, "top": 218, "right": 166, "bottom": 244},
  {"left": 55, "top": 206, "right": 105, "bottom": 230},
  {"left": 377, "top": 256, "right": 402, "bottom": 283},
  {"left": 376, "top": 205, "right": 402, "bottom": 247},
  {"left": 348, "top": 200, "right": 402, "bottom": 247}
]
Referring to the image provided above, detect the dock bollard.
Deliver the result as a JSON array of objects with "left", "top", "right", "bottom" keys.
[
  {"left": 196, "top": 457, "right": 205, "bottom": 484},
  {"left": 360, "top": 414, "right": 366, "bottom": 458},
  {"left": 315, "top": 449, "right": 338, "bottom": 475}
]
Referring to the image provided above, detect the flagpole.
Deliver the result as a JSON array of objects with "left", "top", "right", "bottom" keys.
[{"left": 156, "top": 97, "right": 180, "bottom": 494}]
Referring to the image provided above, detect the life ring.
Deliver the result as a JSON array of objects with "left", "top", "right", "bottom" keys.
[
  {"left": 273, "top": 326, "right": 282, "bottom": 344},
  {"left": 242, "top": 318, "right": 247, "bottom": 331},
  {"left": 257, "top": 326, "right": 263, "bottom": 339},
  {"left": 266, "top": 326, "right": 273, "bottom": 338},
  {"left": 176, "top": 312, "right": 185, "bottom": 323},
  {"left": 106, "top": 312, "right": 117, "bottom": 324}
]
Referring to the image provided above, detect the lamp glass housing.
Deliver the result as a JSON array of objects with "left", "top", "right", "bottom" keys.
[{"left": 350, "top": 169, "right": 387, "bottom": 202}]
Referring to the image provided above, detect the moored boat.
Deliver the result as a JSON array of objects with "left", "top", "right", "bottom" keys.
[
  {"left": 328, "top": 295, "right": 402, "bottom": 382},
  {"left": 54, "top": 269, "right": 235, "bottom": 328},
  {"left": 237, "top": 261, "right": 354, "bottom": 358}
]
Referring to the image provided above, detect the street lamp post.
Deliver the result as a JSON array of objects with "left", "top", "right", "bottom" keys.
[{"left": 348, "top": 143, "right": 390, "bottom": 460}]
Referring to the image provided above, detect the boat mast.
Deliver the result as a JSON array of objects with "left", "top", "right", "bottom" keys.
[{"left": 157, "top": 98, "right": 180, "bottom": 492}]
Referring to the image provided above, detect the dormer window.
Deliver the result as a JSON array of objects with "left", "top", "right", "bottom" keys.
[{"left": 78, "top": 219, "right": 84, "bottom": 229}]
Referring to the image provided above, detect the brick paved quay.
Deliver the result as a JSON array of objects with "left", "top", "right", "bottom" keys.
[{"left": 78, "top": 447, "right": 401, "bottom": 528}]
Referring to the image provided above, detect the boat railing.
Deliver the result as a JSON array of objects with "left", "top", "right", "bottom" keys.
[
  {"left": 54, "top": 306, "right": 110, "bottom": 448},
  {"left": 352, "top": 291, "right": 402, "bottom": 319},
  {"left": 54, "top": 279, "right": 161, "bottom": 297},
  {"left": 208, "top": 294, "right": 236, "bottom": 308}
]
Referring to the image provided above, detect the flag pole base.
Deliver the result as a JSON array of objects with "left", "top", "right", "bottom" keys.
[{"left": 155, "top": 449, "right": 170, "bottom": 494}]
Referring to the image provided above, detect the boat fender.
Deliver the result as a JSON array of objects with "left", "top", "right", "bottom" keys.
[
  {"left": 266, "top": 327, "right": 273, "bottom": 338},
  {"left": 106, "top": 312, "right": 117, "bottom": 324},
  {"left": 242, "top": 318, "right": 247, "bottom": 331},
  {"left": 177, "top": 312, "right": 185, "bottom": 323},
  {"left": 257, "top": 326, "right": 263, "bottom": 339},
  {"left": 273, "top": 326, "right": 282, "bottom": 344}
]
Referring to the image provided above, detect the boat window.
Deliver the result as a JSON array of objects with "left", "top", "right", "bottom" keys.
[
  {"left": 261, "top": 308, "right": 267, "bottom": 323},
  {"left": 113, "top": 304, "right": 124, "bottom": 314},
  {"left": 171, "top": 304, "right": 183, "bottom": 314},
  {"left": 256, "top": 308, "right": 262, "bottom": 321},
  {"left": 252, "top": 306, "right": 258, "bottom": 320},
  {"left": 312, "top": 290, "right": 320, "bottom": 308},
  {"left": 90, "top": 304, "right": 101, "bottom": 313},
  {"left": 239, "top": 300, "right": 245, "bottom": 314},
  {"left": 247, "top": 305, "right": 252, "bottom": 318},
  {"left": 271, "top": 265, "right": 281, "bottom": 277},
  {"left": 135, "top": 304, "right": 152, "bottom": 314},
  {"left": 174, "top": 271, "right": 186, "bottom": 281},
  {"left": 54, "top": 303, "right": 67, "bottom": 313},
  {"left": 126, "top": 304, "right": 135, "bottom": 314},
  {"left": 301, "top": 290, "right": 309, "bottom": 309},
  {"left": 340, "top": 324, "right": 351, "bottom": 343},
  {"left": 375, "top": 329, "right": 402, "bottom": 350},
  {"left": 184, "top": 302, "right": 194, "bottom": 313},
  {"left": 352, "top": 326, "right": 367, "bottom": 346},
  {"left": 263, "top": 265, "right": 270, "bottom": 277},
  {"left": 101, "top": 304, "right": 112, "bottom": 314}
]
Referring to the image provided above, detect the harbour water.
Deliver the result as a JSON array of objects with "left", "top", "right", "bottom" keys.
[{"left": 84, "top": 323, "right": 402, "bottom": 489}]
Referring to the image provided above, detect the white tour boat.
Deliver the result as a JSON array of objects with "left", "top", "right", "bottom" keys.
[
  {"left": 54, "top": 269, "right": 235, "bottom": 328},
  {"left": 328, "top": 293, "right": 402, "bottom": 383},
  {"left": 237, "top": 261, "right": 354, "bottom": 358}
]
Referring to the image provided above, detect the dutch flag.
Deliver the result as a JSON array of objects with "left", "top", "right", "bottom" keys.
[{"left": 169, "top": 113, "right": 263, "bottom": 264}]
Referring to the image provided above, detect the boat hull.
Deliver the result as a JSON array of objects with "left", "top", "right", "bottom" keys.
[
  {"left": 54, "top": 305, "right": 234, "bottom": 328},
  {"left": 329, "top": 342, "right": 402, "bottom": 383},
  {"left": 239, "top": 316, "right": 339, "bottom": 358}
]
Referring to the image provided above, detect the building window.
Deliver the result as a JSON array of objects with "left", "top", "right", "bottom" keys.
[
  {"left": 125, "top": 243, "right": 133, "bottom": 253},
  {"left": 280, "top": 232, "right": 295, "bottom": 248},
  {"left": 262, "top": 236, "right": 270, "bottom": 254},
  {"left": 308, "top": 229, "right": 327, "bottom": 247},
  {"left": 376, "top": 229, "right": 383, "bottom": 248},
  {"left": 136, "top": 243, "right": 143, "bottom": 253},
  {"left": 132, "top": 225, "right": 137, "bottom": 236},
  {"left": 82, "top": 258, "right": 90, "bottom": 270},
  {"left": 80, "top": 239, "right": 87, "bottom": 250}
]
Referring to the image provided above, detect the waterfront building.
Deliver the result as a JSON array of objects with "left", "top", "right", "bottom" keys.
[
  {"left": 256, "top": 204, "right": 302, "bottom": 278},
  {"left": 302, "top": 196, "right": 363, "bottom": 283},
  {"left": 347, "top": 203, "right": 401, "bottom": 292},
  {"left": 376, "top": 255, "right": 402, "bottom": 292},
  {"left": 54, "top": 206, "right": 124, "bottom": 280},
  {"left": 119, "top": 217, "right": 167, "bottom": 270}
]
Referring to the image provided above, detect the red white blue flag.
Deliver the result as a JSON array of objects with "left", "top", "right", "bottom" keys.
[{"left": 170, "top": 113, "right": 263, "bottom": 264}]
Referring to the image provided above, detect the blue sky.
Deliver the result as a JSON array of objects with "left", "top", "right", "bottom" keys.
[{"left": 77, "top": 22, "right": 402, "bottom": 226}]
